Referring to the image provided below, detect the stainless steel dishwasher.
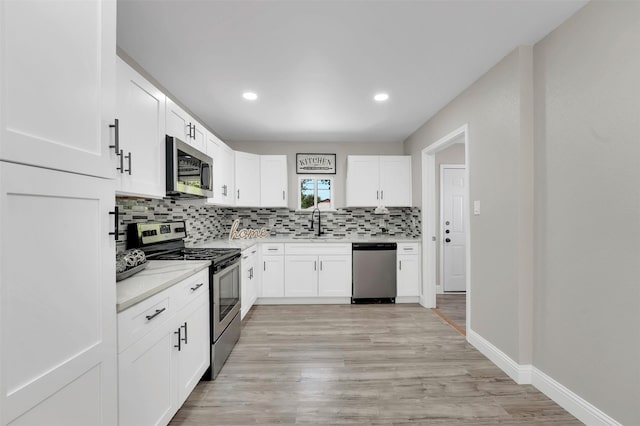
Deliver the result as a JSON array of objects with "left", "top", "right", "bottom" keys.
[{"left": 352, "top": 242, "right": 397, "bottom": 303}]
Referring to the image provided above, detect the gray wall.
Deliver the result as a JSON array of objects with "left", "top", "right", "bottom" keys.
[
  {"left": 227, "top": 141, "right": 403, "bottom": 209},
  {"left": 405, "top": 1, "right": 639, "bottom": 424},
  {"left": 533, "top": 2, "right": 640, "bottom": 424},
  {"left": 434, "top": 142, "right": 465, "bottom": 289},
  {"left": 404, "top": 46, "right": 534, "bottom": 365}
]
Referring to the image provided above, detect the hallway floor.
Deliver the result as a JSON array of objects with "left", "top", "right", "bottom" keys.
[
  {"left": 435, "top": 293, "right": 466, "bottom": 334},
  {"left": 170, "top": 304, "right": 579, "bottom": 425}
]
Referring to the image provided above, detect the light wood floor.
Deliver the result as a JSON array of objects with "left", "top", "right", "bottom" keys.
[
  {"left": 435, "top": 293, "right": 466, "bottom": 333},
  {"left": 171, "top": 304, "right": 580, "bottom": 425}
]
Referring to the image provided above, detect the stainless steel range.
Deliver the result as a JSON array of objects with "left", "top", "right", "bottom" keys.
[{"left": 127, "top": 221, "right": 241, "bottom": 380}]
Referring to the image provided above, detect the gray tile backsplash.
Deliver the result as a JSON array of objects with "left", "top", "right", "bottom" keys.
[{"left": 116, "top": 198, "right": 421, "bottom": 251}]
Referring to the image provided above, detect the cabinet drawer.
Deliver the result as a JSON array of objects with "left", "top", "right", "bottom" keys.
[
  {"left": 261, "top": 243, "right": 284, "bottom": 255},
  {"left": 171, "top": 269, "right": 209, "bottom": 312},
  {"left": 285, "top": 243, "right": 351, "bottom": 256},
  {"left": 118, "top": 292, "right": 172, "bottom": 353},
  {"left": 242, "top": 244, "right": 258, "bottom": 258},
  {"left": 397, "top": 243, "right": 420, "bottom": 255}
]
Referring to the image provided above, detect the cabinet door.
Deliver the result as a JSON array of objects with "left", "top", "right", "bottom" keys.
[
  {"left": 191, "top": 122, "right": 206, "bottom": 153},
  {"left": 118, "top": 327, "right": 175, "bottom": 426},
  {"left": 221, "top": 144, "right": 236, "bottom": 205},
  {"left": 0, "top": 163, "right": 117, "bottom": 425},
  {"left": 0, "top": 0, "right": 116, "bottom": 178},
  {"left": 397, "top": 255, "right": 421, "bottom": 297},
  {"left": 380, "top": 156, "right": 412, "bottom": 207},
  {"left": 318, "top": 255, "right": 352, "bottom": 297},
  {"left": 235, "top": 151, "right": 261, "bottom": 206},
  {"left": 284, "top": 256, "right": 318, "bottom": 297},
  {"left": 346, "top": 156, "right": 380, "bottom": 207},
  {"left": 260, "top": 155, "right": 288, "bottom": 207},
  {"left": 176, "top": 295, "right": 210, "bottom": 405},
  {"left": 166, "top": 99, "right": 189, "bottom": 141},
  {"left": 262, "top": 256, "right": 285, "bottom": 297},
  {"left": 206, "top": 132, "right": 223, "bottom": 203},
  {"left": 115, "top": 58, "right": 166, "bottom": 198}
]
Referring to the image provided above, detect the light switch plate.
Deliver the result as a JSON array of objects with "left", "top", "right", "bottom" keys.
[{"left": 473, "top": 200, "right": 481, "bottom": 215}]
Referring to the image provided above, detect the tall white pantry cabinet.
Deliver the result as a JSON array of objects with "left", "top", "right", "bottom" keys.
[{"left": 0, "top": 2, "right": 118, "bottom": 425}]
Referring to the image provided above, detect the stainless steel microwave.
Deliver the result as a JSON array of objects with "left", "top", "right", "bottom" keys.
[{"left": 166, "top": 136, "right": 213, "bottom": 198}]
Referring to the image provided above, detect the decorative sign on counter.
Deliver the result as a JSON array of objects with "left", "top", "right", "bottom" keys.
[
  {"left": 229, "top": 219, "right": 269, "bottom": 240},
  {"left": 296, "top": 153, "right": 336, "bottom": 174}
]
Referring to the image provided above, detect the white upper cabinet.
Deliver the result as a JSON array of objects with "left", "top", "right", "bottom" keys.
[
  {"left": 115, "top": 58, "right": 166, "bottom": 198},
  {"left": 346, "top": 156, "right": 412, "bottom": 207},
  {"left": 260, "top": 155, "right": 288, "bottom": 207},
  {"left": 205, "top": 132, "right": 235, "bottom": 206},
  {"left": 379, "top": 156, "right": 412, "bottom": 207},
  {"left": 345, "top": 156, "right": 380, "bottom": 207},
  {"left": 0, "top": 0, "right": 116, "bottom": 179},
  {"left": 166, "top": 98, "right": 205, "bottom": 152},
  {"left": 234, "top": 151, "right": 261, "bottom": 207}
]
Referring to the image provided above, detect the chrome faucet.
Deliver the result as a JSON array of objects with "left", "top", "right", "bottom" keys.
[{"left": 309, "top": 208, "right": 323, "bottom": 237}]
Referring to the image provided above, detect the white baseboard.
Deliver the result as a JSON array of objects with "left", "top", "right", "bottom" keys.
[
  {"left": 396, "top": 296, "right": 420, "bottom": 303},
  {"left": 255, "top": 297, "right": 351, "bottom": 305},
  {"left": 467, "top": 329, "right": 621, "bottom": 426},
  {"left": 467, "top": 329, "right": 532, "bottom": 384},
  {"left": 531, "top": 367, "right": 622, "bottom": 426}
]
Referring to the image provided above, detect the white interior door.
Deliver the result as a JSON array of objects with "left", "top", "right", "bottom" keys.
[{"left": 441, "top": 166, "right": 467, "bottom": 292}]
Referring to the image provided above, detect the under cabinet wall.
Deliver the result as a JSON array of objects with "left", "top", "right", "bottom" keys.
[{"left": 116, "top": 198, "right": 421, "bottom": 249}]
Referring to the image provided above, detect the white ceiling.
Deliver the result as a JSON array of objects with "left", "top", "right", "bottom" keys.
[{"left": 117, "top": 0, "right": 586, "bottom": 144}]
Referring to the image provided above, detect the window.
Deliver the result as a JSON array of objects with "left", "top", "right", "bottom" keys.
[{"left": 299, "top": 177, "right": 334, "bottom": 211}]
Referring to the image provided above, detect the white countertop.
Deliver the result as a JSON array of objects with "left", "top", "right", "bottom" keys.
[
  {"left": 191, "top": 235, "right": 422, "bottom": 250},
  {"left": 116, "top": 260, "right": 211, "bottom": 312}
]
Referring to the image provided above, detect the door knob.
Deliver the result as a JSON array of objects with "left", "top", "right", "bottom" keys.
[
  {"left": 445, "top": 238, "right": 451, "bottom": 243},
  {"left": 445, "top": 230, "right": 450, "bottom": 234}
]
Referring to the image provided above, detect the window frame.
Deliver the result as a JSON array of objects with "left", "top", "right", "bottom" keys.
[{"left": 297, "top": 176, "right": 335, "bottom": 211}]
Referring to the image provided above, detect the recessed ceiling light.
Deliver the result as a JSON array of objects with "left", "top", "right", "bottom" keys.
[
  {"left": 374, "top": 93, "right": 389, "bottom": 102},
  {"left": 243, "top": 92, "right": 258, "bottom": 100}
]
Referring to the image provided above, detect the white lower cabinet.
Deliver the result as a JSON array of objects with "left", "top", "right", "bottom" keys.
[
  {"left": 283, "top": 244, "right": 352, "bottom": 299},
  {"left": 0, "top": 162, "right": 117, "bottom": 426},
  {"left": 397, "top": 243, "right": 421, "bottom": 300},
  {"left": 117, "top": 270, "right": 210, "bottom": 426},
  {"left": 241, "top": 245, "right": 258, "bottom": 318},
  {"left": 261, "top": 243, "right": 285, "bottom": 297}
]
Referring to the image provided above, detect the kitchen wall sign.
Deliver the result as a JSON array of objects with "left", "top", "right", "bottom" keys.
[{"left": 296, "top": 153, "right": 336, "bottom": 174}]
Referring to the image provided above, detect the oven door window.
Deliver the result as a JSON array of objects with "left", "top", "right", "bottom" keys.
[{"left": 218, "top": 265, "right": 239, "bottom": 322}]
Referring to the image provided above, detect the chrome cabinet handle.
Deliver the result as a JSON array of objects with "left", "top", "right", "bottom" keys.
[
  {"left": 314, "top": 261, "right": 317, "bottom": 271},
  {"left": 174, "top": 328, "right": 181, "bottom": 351},
  {"left": 237, "top": 189, "right": 240, "bottom": 199},
  {"left": 320, "top": 261, "right": 323, "bottom": 271},
  {"left": 124, "top": 152, "right": 132, "bottom": 175},
  {"left": 190, "top": 283, "right": 204, "bottom": 292},
  {"left": 381, "top": 190, "right": 384, "bottom": 199},
  {"left": 145, "top": 307, "right": 166, "bottom": 321},
  {"left": 283, "top": 190, "right": 285, "bottom": 200},
  {"left": 181, "top": 322, "right": 188, "bottom": 344},
  {"left": 109, "top": 118, "right": 119, "bottom": 153},
  {"left": 264, "top": 261, "right": 266, "bottom": 271},
  {"left": 376, "top": 190, "right": 379, "bottom": 200},
  {"left": 399, "top": 260, "right": 402, "bottom": 271}
]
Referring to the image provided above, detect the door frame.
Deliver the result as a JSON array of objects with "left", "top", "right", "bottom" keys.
[
  {"left": 420, "top": 124, "right": 471, "bottom": 334},
  {"left": 439, "top": 164, "right": 466, "bottom": 292}
]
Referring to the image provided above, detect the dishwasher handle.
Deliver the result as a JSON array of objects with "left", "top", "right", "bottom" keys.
[{"left": 352, "top": 242, "right": 397, "bottom": 251}]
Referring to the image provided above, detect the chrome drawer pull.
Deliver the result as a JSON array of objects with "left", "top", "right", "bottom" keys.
[
  {"left": 190, "top": 283, "right": 204, "bottom": 292},
  {"left": 145, "top": 308, "right": 166, "bottom": 321}
]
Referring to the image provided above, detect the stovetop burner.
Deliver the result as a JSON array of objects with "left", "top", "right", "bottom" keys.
[{"left": 126, "top": 221, "right": 241, "bottom": 272}]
